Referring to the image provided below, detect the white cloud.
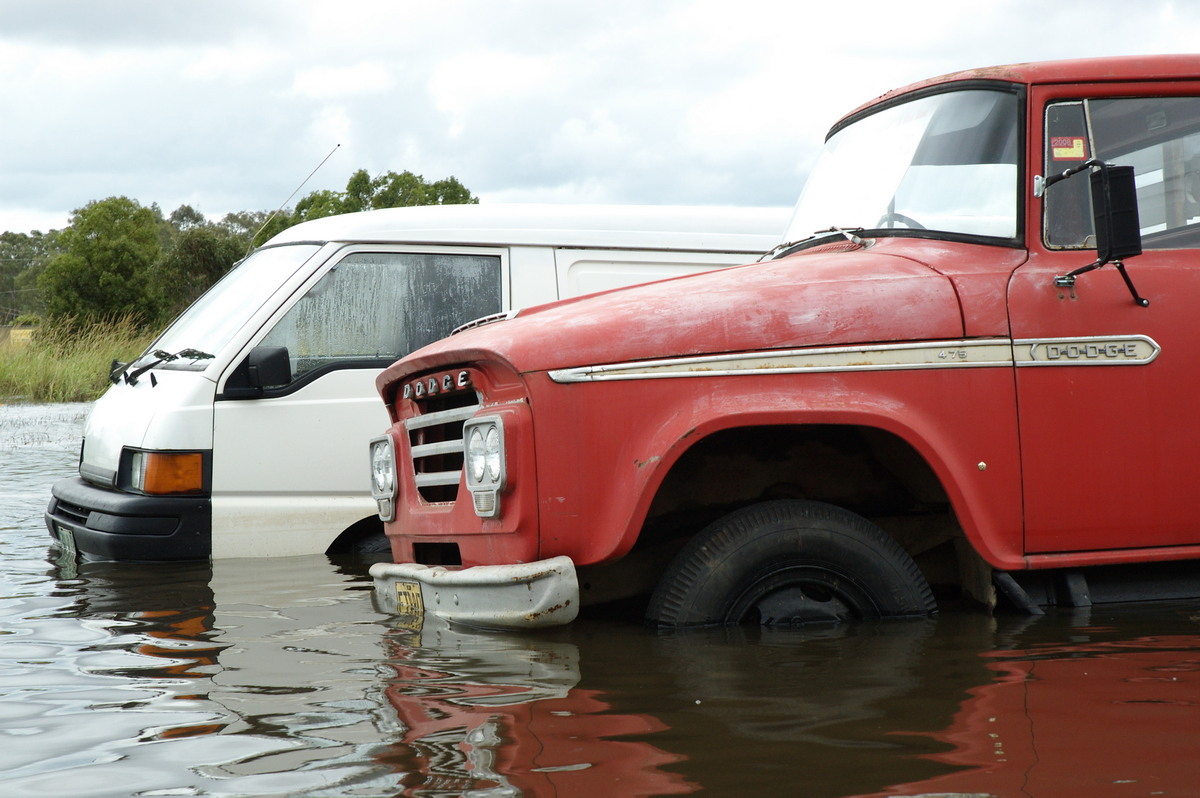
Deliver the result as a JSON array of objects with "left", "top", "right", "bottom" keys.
[
  {"left": 291, "top": 63, "right": 395, "bottom": 99},
  {"left": 2, "top": 0, "right": 1200, "bottom": 233}
]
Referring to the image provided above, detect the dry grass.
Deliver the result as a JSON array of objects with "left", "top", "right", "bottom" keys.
[{"left": 0, "top": 316, "right": 155, "bottom": 403}]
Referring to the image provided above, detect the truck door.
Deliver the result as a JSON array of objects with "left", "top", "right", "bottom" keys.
[
  {"left": 211, "top": 247, "right": 503, "bottom": 557},
  {"left": 1010, "top": 88, "right": 1200, "bottom": 555}
]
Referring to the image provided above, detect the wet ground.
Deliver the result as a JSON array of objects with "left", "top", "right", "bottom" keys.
[{"left": 3, "top": 402, "right": 1200, "bottom": 797}]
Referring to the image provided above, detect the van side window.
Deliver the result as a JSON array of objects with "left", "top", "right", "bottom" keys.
[{"left": 260, "top": 251, "right": 501, "bottom": 384}]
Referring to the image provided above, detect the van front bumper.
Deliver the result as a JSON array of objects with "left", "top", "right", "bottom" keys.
[
  {"left": 45, "top": 476, "right": 211, "bottom": 561},
  {"left": 369, "top": 556, "right": 579, "bottom": 629}
]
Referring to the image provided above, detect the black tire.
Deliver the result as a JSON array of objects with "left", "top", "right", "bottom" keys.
[
  {"left": 350, "top": 531, "right": 392, "bottom": 555},
  {"left": 646, "top": 500, "right": 936, "bottom": 627}
]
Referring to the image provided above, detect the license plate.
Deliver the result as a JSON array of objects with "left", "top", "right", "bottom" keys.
[
  {"left": 55, "top": 525, "right": 78, "bottom": 560},
  {"left": 394, "top": 580, "right": 424, "bottom": 616}
]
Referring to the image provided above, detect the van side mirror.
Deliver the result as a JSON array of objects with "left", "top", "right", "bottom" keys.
[
  {"left": 223, "top": 345, "right": 292, "bottom": 399},
  {"left": 1044, "top": 160, "right": 1148, "bottom": 307}
]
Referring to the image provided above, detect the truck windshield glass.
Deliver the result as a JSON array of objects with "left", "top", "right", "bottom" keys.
[
  {"left": 144, "top": 244, "right": 320, "bottom": 370},
  {"left": 1045, "top": 97, "right": 1200, "bottom": 249},
  {"left": 784, "top": 89, "right": 1019, "bottom": 247},
  {"left": 258, "top": 251, "right": 501, "bottom": 384}
]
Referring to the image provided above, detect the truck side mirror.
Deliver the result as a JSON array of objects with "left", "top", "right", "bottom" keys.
[
  {"left": 223, "top": 345, "right": 292, "bottom": 399},
  {"left": 1047, "top": 160, "right": 1148, "bottom": 307},
  {"left": 1091, "top": 164, "right": 1142, "bottom": 262}
]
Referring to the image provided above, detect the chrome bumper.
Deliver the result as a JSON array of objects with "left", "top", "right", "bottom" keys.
[{"left": 369, "top": 556, "right": 579, "bottom": 629}]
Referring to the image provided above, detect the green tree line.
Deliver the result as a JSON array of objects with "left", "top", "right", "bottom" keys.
[{"left": 0, "top": 169, "right": 477, "bottom": 328}]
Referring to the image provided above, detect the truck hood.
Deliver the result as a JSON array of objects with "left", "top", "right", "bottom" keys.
[{"left": 381, "top": 240, "right": 980, "bottom": 391}]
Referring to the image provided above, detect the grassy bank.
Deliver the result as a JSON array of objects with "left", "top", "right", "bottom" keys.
[{"left": 0, "top": 318, "right": 156, "bottom": 403}]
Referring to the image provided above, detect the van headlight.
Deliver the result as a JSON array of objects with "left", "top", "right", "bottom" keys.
[
  {"left": 121, "top": 449, "right": 207, "bottom": 495},
  {"left": 369, "top": 435, "right": 398, "bottom": 522},
  {"left": 464, "top": 416, "right": 505, "bottom": 518}
]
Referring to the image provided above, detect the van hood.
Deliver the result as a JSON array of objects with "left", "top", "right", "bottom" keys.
[
  {"left": 80, "top": 371, "right": 217, "bottom": 487},
  {"left": 380, "top": 240, "right": 990, "bottom": 393}
]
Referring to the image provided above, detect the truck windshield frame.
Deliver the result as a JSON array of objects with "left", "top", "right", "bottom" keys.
[
  {"left": 139, "top": 244, "right": 321, "bottom": 371},
  {"left": 784, "top": 86, "right": 1022, "bottom": 248}
]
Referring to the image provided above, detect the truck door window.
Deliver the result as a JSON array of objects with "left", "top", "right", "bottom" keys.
[
  {"left": 259, "top": 251, "right": 501, "bottom": 384},
  {"left": 1045, "top": 96, "right": 1200, "bottom": 249}
]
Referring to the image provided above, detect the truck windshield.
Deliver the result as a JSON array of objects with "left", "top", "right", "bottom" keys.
[
  {"left": 783, "top": 88, "right": 1020, "bottom": 248},
  {"left": 140, "top": 243, "right": 321, "bottom": 370}
]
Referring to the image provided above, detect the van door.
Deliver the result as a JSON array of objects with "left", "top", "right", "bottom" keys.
[{"left": 211, "top": 247, "right": 503, "bottom": 557}]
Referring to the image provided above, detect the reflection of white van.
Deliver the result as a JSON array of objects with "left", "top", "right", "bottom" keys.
[{"left": 46, "top": 204, "right": 787, "bottom": 561}]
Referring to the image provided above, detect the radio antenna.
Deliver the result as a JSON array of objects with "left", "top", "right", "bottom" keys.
[{"left": 247, "top": 143, "right": 341, "bottom": 255}]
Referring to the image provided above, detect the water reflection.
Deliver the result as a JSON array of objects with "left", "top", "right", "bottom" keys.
[
  {"left": 5, "top": 401, "right": 1200, "bottom": 797},
  {"left": 854, "top": 607, "right": 1200, "bottom": 798},
  {"left": 380, "top": 616, "right": 695, "bottom": 796},
  {"left": 0, "top": 555, "right": 403, "bottom": 797}
]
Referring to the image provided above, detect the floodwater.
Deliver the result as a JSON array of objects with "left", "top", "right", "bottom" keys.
[{"left": 3, "top": 403, "right": 1200, "bottom": 797}]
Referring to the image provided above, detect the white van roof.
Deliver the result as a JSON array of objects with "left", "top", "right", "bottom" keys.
[{"left": 263, "top": 203, "right": 788, "bottom": 254}]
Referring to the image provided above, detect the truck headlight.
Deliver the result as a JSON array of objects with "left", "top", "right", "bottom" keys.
[
  {"left": 464, "top": 416, "right": 505, "bottom": 518},
  {"left": 369, "top": 435, "right": 398, "bottom": 522}
]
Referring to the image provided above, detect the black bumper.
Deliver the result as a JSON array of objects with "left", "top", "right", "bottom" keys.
[{"left": 45, "top": 476, "right": 211, "bottom": 561}]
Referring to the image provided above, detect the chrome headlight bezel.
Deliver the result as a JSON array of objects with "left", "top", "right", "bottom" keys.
[
  {"left": 369, "top": 435, "right": 398, "bottom": 522},
  {"left": 463, "top": 415, "right": 506, "bottom": 518}
]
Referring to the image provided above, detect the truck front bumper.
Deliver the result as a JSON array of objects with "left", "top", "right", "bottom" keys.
[
  {"left": 45, "top": 476, "right": 211, "bottom": 561},
  {"left": 369, "top": 556, "right": 579, "bottom": 629}
]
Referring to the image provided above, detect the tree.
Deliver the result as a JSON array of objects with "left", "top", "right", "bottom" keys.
[
  {"left": 37, "top": 197, "right": 161, "bottom": 324},
  {"left": 21, "top": 169, "right": 479, "bottom": 324},
  {"left": 168, "top": 204, "right": 207, "bottom": 231},
  {"left": 286, "top": 168, "right": 478, "bottom": 226},
  {"left": 0, "top": 230, "right": 60, "bottom": 322},
  {"left": 146, "top": 225, "right": 246, "bottom": 323}
]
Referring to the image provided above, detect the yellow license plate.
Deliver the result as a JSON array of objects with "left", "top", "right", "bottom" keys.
[{"left": 395, "top": 580, "right": 424, "bottom": 616}]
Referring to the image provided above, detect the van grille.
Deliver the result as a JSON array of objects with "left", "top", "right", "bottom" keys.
[{"left": 405, "top": 390, "right": 480, "bottom": 503}]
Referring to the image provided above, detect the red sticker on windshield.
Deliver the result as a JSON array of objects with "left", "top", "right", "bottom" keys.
[{"left": 1052, "top": 136, "right": 1088, "bottom": 161}]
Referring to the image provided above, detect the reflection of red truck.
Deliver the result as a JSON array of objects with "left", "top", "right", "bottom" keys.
[
  {"left": 381, "top": 618, "right": 694, "bottom": 795},
  {"left": 371, "top": 56, "right": 1200, "bottom": 628},
  {"left": 855, "top": 632, "right": 1200, "bottom": 797}
]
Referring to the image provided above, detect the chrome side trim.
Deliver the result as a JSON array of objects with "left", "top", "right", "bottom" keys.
[{"left": 548, "top": 336, "right": 1160, "bottom": 383}]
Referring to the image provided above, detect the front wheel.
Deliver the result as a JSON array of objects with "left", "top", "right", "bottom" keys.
[{"left": 646, "top": 500, "right": 936, "bottom": 627}]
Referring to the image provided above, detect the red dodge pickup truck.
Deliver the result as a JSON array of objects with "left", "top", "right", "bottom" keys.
[{"left": 370, "top": 55, "right": 1200, "bottom": 628}]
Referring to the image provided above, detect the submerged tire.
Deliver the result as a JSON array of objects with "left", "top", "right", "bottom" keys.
[{"left": 646, "top": 500, "right": 936, "bottom": 627}]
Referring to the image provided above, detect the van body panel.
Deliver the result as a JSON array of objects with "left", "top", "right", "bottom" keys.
[
  {"left": 555, "top": 249, "right": 751, "bottom": 297},
  {"left": 211, "top": 368, "right": 387, "bottom": 558}
]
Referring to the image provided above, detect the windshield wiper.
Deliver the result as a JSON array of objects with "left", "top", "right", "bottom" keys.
[
  {"left": 762, "top": 226, "right": 866, "bottom": 261},
  {"left": 114, "top": 348, "right": 215, "bottom": 386}
]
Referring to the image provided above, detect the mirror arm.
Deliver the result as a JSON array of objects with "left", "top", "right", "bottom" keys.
[
  {"left": 1046, "top": 160, "right": 1147, "bottom": 307},
  {"left": 1054, "top": 258, "right": 1148, "bottom": 307},
  {"left": 1115, "top": 261, "right": 1150, "bottom": 307}
]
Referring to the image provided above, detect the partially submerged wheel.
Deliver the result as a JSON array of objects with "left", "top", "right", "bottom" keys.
[{"left": 646, "top": 500, "right": 936, "bottom": 627}]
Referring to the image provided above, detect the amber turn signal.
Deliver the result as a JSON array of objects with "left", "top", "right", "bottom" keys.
[{"left": 137, "top": 452, "right": 205, "bottom": 495}]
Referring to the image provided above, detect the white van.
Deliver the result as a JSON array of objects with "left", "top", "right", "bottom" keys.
[{"left": 45, "top": 203, "right": 787, "bottom": 561}]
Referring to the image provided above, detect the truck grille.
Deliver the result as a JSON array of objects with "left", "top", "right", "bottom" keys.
[{"left": 405, "top": 390, "right": 480, "bottom": 503}]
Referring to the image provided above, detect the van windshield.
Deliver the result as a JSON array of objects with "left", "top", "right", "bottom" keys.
[
  {"left": 782, "top": 88, "right": 1020, "bottom": 249},
  {"left": 141, "top": 244, "right": 321, "bottom": 370}
]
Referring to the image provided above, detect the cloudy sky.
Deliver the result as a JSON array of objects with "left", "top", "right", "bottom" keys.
[{"left": 2, "top": 0, "right": 1197, "bottom": 234}]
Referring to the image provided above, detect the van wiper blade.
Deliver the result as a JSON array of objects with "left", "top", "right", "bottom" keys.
[{"left": 120, "top": 348, "right": 214, "bottom": 386}]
